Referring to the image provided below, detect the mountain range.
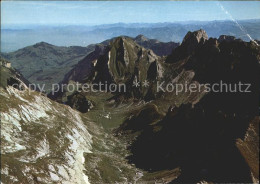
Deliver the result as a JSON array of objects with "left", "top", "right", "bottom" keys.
[
  {"left": 50, "top": 29, "right": 260, "bottom": 183},
  {"left": 1, "top": 35, "right": 179, "bottom": 91},
  {"left": 1, "top": 29, "right": 259, "bottom": 183},
  {"left": 2, "top": 19, "right": 260, "bottom": 52}
]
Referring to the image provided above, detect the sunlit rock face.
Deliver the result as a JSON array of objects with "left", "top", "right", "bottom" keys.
[
  {"left": 236, "top": 117, "right": 259, "bottom": 183},
  {"left": 0, "top": 85, "right": 92, "bottom": 183}
]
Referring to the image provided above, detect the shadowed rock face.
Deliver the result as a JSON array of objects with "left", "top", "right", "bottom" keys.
[
  {"left": 117, "top": 90, "right": 259, "bottom": 182},
  {"left": 66, "top": 92, "right": 93, "bottom": 113},
  {"left": 121, "top": 102, "right": 255, "bottom": 183},
  {"left": 166, "top": 29, "right": 208, "bottom": 63},
  {"left": 115, "top": 30, "right": 260, "bottom": 183},
  {"left": 182, "top": 29, "right": 208, "bottom": 46},
  {"left": 218, "top": 35, "right": 236, "bottom": 42},
  {"left": 176, "top": 35, "right": 259, "bottom": 117}
]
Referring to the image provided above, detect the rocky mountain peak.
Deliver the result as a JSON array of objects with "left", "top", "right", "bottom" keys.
[
  {"left": 96, "top": 36, "right": 159, "bottom": 85},
  {"left": 218, "top": 35, "right": 236, "bottom": 42},
  {"left": 33, "top": 41, "right": 53, "bottom": 48},
  {"left": 135, "top": 34, "right": 149, "bottom": 42},
  {"left": 165, "top": 29, "right": 208, "bottom": 63},
  {"left": 182, "top": 29, "right": 208, "bottom": 45}
]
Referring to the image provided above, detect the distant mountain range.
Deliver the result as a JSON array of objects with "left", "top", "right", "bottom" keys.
[{"left": 2, "top": 19, "right": 260, "bottom": 52}]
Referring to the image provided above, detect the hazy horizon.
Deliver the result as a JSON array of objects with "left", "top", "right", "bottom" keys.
[
  {"left": 2, "top": 18, "right": 260, "bottom": 29},
  {"left": 1, "top": 1, "right": 260, "bottom": 52},
  {"left": 1, "top": 19, "right": 260, "bottom": 53},
  {"left": 2, "top": 1, "right": 260, "bottom": 26}
]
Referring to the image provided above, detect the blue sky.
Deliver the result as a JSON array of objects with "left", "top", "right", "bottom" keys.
[{"left": 1, "top": 1, "right": 260, "bottom": 26}]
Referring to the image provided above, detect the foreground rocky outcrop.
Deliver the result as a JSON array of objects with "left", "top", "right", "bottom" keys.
[
  {"left": 0, "top": 63, "right": 93, "bottom": 183},
  {"left": 0, "top": 58, "right": 30, "bottom": 90}
]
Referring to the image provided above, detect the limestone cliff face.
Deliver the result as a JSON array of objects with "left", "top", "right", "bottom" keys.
[
  {"left": 0, "top": 65, "right": 93, "bottom": 184},
  {"left": 59, "top": 35, "right": 178, "bottom": 85},
  {"left": 92, "top": 37, "right": 161, "bottom": 98},
  {"left": 52, "top": 37, "right": 163, "bottom": 102}
]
